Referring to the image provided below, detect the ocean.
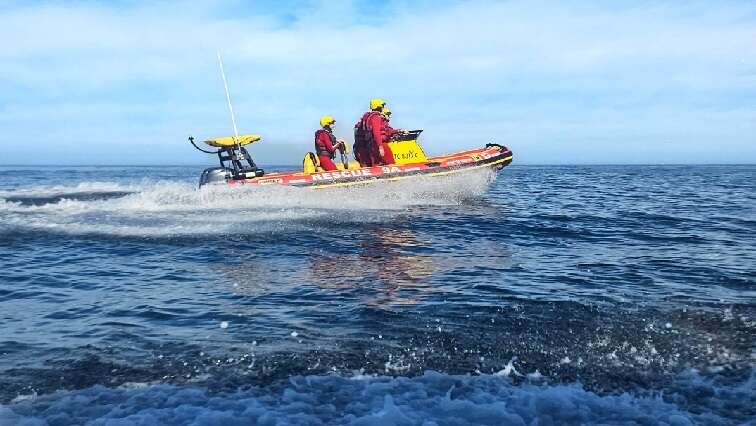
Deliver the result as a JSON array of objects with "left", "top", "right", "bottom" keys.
[{"left": 0, "top": 165, "right": 753, "bottom": 425}]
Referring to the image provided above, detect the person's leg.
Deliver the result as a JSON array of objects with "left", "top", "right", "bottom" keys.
[
  {"left": 318, "top": 156, "right": 338, "bottom": 171},
  {"left": 353, "top": 146, "right": 363, "bottom": 166},
  {"left": 371, "top": 143, "right": 384, "bottom": 166},
  {"left": 357, "top": 146, "right": 372, "bottom": 167},
  {"left": 381, "top": 143, "right": 395, "bottom": 164}
]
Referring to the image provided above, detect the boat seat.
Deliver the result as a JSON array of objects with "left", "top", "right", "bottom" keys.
[{"left": 303, "top": 152, "right": 320, "bottom": 174}]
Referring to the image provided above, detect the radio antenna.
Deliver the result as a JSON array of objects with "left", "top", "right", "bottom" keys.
[{"left": 217, "top": 51, "right": 240, "bottom": 149}]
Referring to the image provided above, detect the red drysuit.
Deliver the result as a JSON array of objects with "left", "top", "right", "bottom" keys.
[
  {"left": 315, "top": 129, "right": 340, "bottom": 171},
  {"left": 354, "top": 111, "right": 394, "bottom": 166}
]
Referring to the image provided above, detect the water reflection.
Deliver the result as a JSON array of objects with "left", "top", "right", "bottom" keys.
[
  {"left": 213, "top": 214, "right": 516, "bottom": 309},
  {"left": 210, "top": 225, "right": 442, "bottom": 307},
  {"left": 309, "top": 228, "right": 437, "bottom": 307}
]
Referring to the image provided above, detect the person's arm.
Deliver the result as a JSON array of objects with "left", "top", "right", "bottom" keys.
[
  {"left": 385, "top": 123, "right": 399, "bottom": 138},
  {"left": 369, "top": 114, "right": 386, "bottom": 145}
]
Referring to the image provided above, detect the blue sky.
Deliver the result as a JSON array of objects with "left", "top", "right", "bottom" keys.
[{"left": 0, "top": 0, "right": 754, "bottom": 165}]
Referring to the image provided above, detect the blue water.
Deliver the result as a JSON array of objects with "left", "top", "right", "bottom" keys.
[{"left": 0, "top": 165, "right": 753, "bottom": 425}]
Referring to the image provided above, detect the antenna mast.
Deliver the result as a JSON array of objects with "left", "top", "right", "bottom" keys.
[{"left": 217, "top": 51, "right": 240, "bottom": 147}]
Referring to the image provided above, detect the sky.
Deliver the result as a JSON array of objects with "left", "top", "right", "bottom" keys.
[{"left": 0, "top": 0, "right": 754, "bottom": 165}]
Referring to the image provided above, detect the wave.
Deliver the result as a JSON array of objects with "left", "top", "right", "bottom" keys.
[
  {"left": 0, "top": 170, "right": 495, "bottom": 238},
  {"left": 2, "top": 371, "right": 751, "bottom": 425}
]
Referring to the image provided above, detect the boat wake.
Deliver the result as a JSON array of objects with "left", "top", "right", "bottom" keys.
[{"left": 0, "top": 169, "right": 495, "bottom": 238}]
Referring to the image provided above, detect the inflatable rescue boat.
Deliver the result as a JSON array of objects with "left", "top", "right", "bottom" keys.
[{"left": 189, "top": 130, "right": 512, "bottom": 189}]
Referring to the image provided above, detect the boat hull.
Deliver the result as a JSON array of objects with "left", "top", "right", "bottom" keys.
[{"left": 203, "top": 144, "right": 513, "bottom": 189}]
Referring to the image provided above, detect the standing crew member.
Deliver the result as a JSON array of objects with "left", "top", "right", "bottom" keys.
[
  {"left": 315, "top": 116, "right": 345, "bottom": 172},
  {"left": 381, "top": 107, "right": 404, "bottom": 140},
  {"left": 354, "top": 98, "right": 394, "bottom": 166}
]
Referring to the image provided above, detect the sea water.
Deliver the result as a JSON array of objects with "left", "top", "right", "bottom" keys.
[{"left": 0, "top": 165, "right": 753, "bottom": 425}]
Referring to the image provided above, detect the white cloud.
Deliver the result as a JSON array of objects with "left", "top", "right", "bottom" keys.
[{"left": 0, "top": 0, "right": 754, "bottom": 164}]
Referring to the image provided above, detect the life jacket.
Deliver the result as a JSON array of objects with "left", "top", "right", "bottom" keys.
[
  {"left": 354, "top": 111, "right": 382, "bottom": 149},
  {"left": 314, "top": 129, "right": 337, "bottom": 158}
]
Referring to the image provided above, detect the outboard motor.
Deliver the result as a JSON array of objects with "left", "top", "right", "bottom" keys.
[
  {"left": 199, "top": 167, "right": 231, "bottom": 187},
  {"left": 188, "top": 136, "right": 265, "bottom": 187}
]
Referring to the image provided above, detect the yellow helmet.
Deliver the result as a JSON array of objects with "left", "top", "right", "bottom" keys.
[
  {"left": 319, "top": 115, "right": 336, "bottom": 128},
  {"left": 382, "top": 107, "right": 391, "bottom": 118},
  {"left": 370, "top": 98, "right": 386, "bottom": 111}
]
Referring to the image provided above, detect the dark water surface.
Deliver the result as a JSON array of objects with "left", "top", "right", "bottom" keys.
[{"left": 0, "top": 165, "right": 754, "bottom": 425}]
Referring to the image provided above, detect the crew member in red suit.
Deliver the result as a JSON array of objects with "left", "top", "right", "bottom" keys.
[
  {"left": 315, "top": 116, "right": 345, "bottom": 171},
  {"left": 381, "top": 107, "right": 402, "bottom": 139},
  {"left": 354, "top": 98, "right": 394, "bottom": 166}
]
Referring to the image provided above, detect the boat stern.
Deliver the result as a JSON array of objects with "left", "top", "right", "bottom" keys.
[{"left": 199, "top": 167, "right": 231, "bottom": 187}]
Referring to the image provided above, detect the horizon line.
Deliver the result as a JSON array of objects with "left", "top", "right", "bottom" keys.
[{"left": 1, "top": 163, "right": 755, "bottom": 168}]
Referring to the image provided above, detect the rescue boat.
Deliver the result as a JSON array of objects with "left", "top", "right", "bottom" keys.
[{"left": 189, "top": 130, "right": 513, "bottom": 189}]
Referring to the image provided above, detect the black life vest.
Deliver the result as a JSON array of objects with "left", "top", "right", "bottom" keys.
[
  {"left": 315, "top": 129, "right": 337, "bottom": 158},
  {"left": 353, "top": 111, "right": 381, "bottom": 149}
]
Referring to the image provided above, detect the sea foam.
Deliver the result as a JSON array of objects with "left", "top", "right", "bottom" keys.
[{"left": 1, "top": 372, "right": 731, "bottom": 426}]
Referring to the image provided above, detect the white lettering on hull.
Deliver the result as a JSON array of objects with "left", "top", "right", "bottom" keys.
[
  {"left": 446, "top": 158, "right": 474, "bottom": 167},
  {"left": 311, "top": 169, "right": 374, "bottom": 181},
  {"left": 257, "top": 178, "right": 284, "bottom": 184},
  {"left": 381, "top": 166, "right": 401, "bottom": 174}
]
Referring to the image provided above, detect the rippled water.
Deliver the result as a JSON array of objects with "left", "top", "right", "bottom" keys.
[{"left": 0, "top": 165, "right": 754, "bottom": 425}]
